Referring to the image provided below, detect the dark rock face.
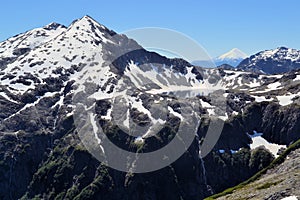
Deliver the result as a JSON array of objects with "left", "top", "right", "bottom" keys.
[
  {"left": 12, "top": 48, "right": 31, "bottom": 56},
  {"left": 111, "top": 48, "right": 191, "bottom": 75},
  {"left": 0, "top": 99, "right": 21, "bottom": 121},
  {"left": 43, "top": 22, "right": 67, "bottom": 31},
  {"left": 204, "top": 147, "right": 274, "bottom": 194},
  {"left": 262, "top": 103, "right": 300, "bottom": 145},
  {"left": 0, "top": 122, "right": 211, "bottom": 200},
  {"left": 0, "top": 103, "right": 290, "bottom": 199},
  {"left": 216, "top": 101, "right": 300, "bottom": 146},
  {"left": 191, "top": 66, "right": 204, "bottom": 80},
  {"left": 0, "top": 57, "right": 17, "bottom": 70},
  {"left": 0, "top": 91, "right": 280, "bottom": 200},
  {"left": 0, "top": 133, "right": 53, "bottom": 200},
  {"left": 217, "top": 64, "right": 235, "bottom": 70}
]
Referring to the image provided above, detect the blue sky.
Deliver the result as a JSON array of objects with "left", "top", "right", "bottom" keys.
[{"left": 0, "top": 0, "right": 299, "bottom": 57}]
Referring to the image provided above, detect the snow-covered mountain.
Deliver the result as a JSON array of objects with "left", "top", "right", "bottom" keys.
[
  {"left": 214, "top": 48, "right": 248, "bottom": 67},
  {"left": 0, "top": 15, "right": 208, "bottom": 98},
  {"left": 194, "top": 47, "right": 300, "bottom": 74},
  {"left": 0, "top": 15, "right": 299, "bottom": 135},
  {"left": 192, "top": 48, "right": 247, "bottom": 68},
  {"left": 237, "top": 47, "right": 300, "bottom": 74},
  {"left": 0, "top": 23, "right": 66, "bottom": 69},
  {"left": 0, "top": 15, "right": 300, "bottom": 200}
]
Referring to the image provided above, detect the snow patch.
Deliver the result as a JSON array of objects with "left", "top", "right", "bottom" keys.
[
  {"left": 0, "top": 92, "right": 18, "bottom": 104},
  {"left": 252, "top": 95, "right": 274, "bottom": 102},
  {"left": 168, "top": 106, "right": 183, "bottom": 120},
  {"left": 277, "top": 94, "right": 298, "bottom": 106},
  {"left": 281, "top": 196, "right": 298, "bottom": 200},
  {"left": 249, "top": 131, "right": 286, "bottom": 157}
]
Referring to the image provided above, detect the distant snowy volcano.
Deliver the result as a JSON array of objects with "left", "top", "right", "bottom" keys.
[
  {"left": 192, "top": 48, "right": 247, "bottom": 68},
  {"left": 214, "top": 48, "right": 248, "bottom": 67}
]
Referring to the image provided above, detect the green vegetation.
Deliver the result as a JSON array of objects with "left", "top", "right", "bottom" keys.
[
  {"left": 54, "top": 191, "right": 66, "bottom": 200},
  {"left": 65, "top": 185, "right": 79, "bottom": 199},
  {"left": 205, "top": 138, "right": 300, "bottom": 199},
  {"left": 249, "top": 147, "right": 274, "bottom": 171},
  {"left": 31, "top": 196, "right": 42, "bottom": 200},
  {"left": 73, "top": 166, "right": 112, "bottom": 200},
  {"left": 256, "top": 179, "right": 282, "bottom": 190}
]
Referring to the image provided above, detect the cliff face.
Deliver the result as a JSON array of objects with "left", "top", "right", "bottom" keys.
[
  {"left": 2, "top": 94, "right": 292, "bottom": 199},
  {"left": 0, "top": 125, "right": 211, "bottom": 200},
  {"left": 0, "top": 117, "right": 275, "bottom": 200}
]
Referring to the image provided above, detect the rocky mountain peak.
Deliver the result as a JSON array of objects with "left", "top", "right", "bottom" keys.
[
  {"left": 259, "top": 46, "right": 300, "bottom": 59},
  {"left": 278, "top": 46, "right": 289, "bottom": 50},
  {"left": 68, "top": 15, "right": 116, "bottom": 37},
  {"left": 43, "top": 22, "right": 67, "bottom": 31},
  {"left": 70, "top": 15, "right": 99, "bottom": 27}
]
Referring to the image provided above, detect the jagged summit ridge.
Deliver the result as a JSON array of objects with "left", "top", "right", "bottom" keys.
[
  {"left": 0, "top": 15, "right": 198, "bottom": 98},
  {"left": 0, "top": 15, "right": 120, "bottom": 94},
  {"left": 255, "top": 46, "right": 300, "bottom": 61},
  {"left": 0, "top": 22, "right": 66, "bottom": 60},
  {"left": 237, "top": 46, "right": 300, "bottom": 74},
  {"left": 43, "top": 22, "right": 67, "bottom": 30},
  {"left": 68, "top": 15, "right": 116, "bottom": 37}
]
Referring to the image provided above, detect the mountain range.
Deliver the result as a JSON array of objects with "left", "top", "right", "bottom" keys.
[
  {"left": 194, "top": 47, "right": 300, "bottom": 75},
  {"left": 0, "top": 15, "right": 299, "bottom": 200},
  {"left": 237, "top": 46, "right": 300, "bottom": 74}
]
